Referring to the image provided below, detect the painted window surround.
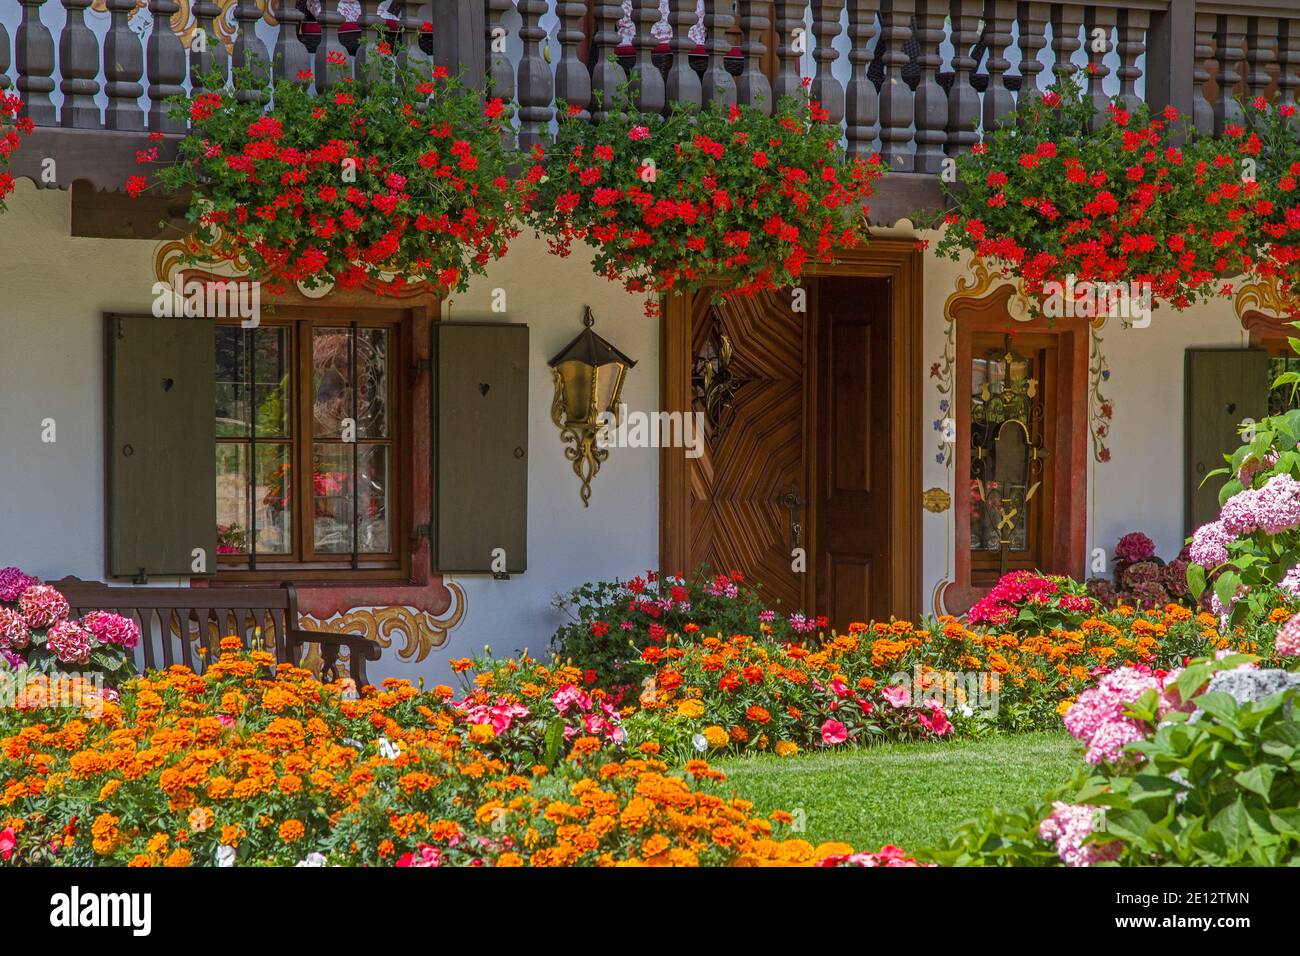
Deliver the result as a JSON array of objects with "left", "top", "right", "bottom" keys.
[{"left": 941, "top": 285, "right": 1091, "bottom": 616}]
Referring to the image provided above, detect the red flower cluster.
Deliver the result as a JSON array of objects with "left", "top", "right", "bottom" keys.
[
  {"left": 530, "top": 96, "right": 885, "bottom": 316},
  {"left": 1228, "top": 100, "right": 1300, "bottom": 310},
  {"left": 135, "top": 54, "right": 530, "bottom": 295},
  {"left": 939, "top": 79, "right": 1265, "bottom": 311},
  {"left": 0, "top": 92, "right": 35, "bottom": 211}
]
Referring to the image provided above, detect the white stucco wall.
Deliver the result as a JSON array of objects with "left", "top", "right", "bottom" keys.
[{"left": 0, "top": 182, "right": 659, "bottom": 688}]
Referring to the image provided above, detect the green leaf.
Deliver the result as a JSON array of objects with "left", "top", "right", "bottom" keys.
[
  {"left": 1186, "top": 562, "right": 1207, "bottom": 600},
  {"left": 1233, "top": 764, "right": 1277, "bottom": 799},
  {"left": 542, "top": 717, "right": 566, "bottom": 768}
]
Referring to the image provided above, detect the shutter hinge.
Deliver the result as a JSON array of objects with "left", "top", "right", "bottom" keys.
[
  {"left": 411, "top": 523, "right": 431, "bottom": 541},
  {"left": 414, "top": 359, "right": 432, "bottom": 372}
]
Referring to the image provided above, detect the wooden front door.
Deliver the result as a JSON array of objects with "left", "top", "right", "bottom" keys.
[
  {"left": 660, "top": 241, "right": 924, "bottom": 626},
  {"left": 813, "top": 277, "right": 892, "bottom": 626},
  {"left": 684, "top": 290, "right": 810, "bottom": 616}
]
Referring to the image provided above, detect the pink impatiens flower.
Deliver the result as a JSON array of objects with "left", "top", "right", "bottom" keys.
[
  {"left": 881, "top": 684, "right": 910, "bottom": 709},
  {"left": 1278, "top": 613, "right": 1300, "bottom": 657},
  {"left": 916, "top": 700, "right": 954, "bottom": 736},
  {"left": 0, "top": 827, "right": 15, "bottom": 862},
  {"left": 820, "top": 719, "right": 848, "bottom": 745}
]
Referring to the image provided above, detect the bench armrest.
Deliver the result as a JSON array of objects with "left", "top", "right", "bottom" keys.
[{"left": 286, "top": 628, "right": 381, "bottom": 688}]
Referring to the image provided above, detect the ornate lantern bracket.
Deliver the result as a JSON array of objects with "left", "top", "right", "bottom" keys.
[{"left": 548, "top": 307, "right": 638, "bottom": 507}]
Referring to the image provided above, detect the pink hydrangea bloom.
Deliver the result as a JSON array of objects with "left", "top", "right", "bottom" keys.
[
  {"left": 1219, "top": 474, "right": 1300, "bottom": 537},
  {"left": 0, "top": 607, "right": 30, "bottom": 651},
  {"left": 81, "top": 610, "right": 140, "bottom": 650},
  {"left": 1188, "top": 520, "right": 1232, "bottom": 567},
  {"left": 17, "top": 584, "right": 69, "bottom": 629},
  {"left": 0, "top": 567, "right": 37, "bottom": 603},
  {"left": 1278, "top": 613, "right": 1300, "bottom": 657},
  {"left": 1063, "top": 666, "right": 1160, "bottom": 764},
  {"left": 1039, "top": 802, "right": 1120, "bottom": 867},
  {"left": 46, "top": 620, "right": 93, "bottom": 665},
  {"left": 1114, "top": 531, "right": 1156, "bottom": 563},
  {"left": 1281, "top": 563, "right": 1300, "bottom": 599}
]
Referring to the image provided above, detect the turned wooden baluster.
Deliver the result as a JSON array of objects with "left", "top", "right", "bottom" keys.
[
  {"left": 1192, "top": 12, "right": 1216, "bottom": 135},
  {"left": 878, "top": 0, "right": 915, "bottom": 171},
  {"left": 486, "top": 0, "right": 515, "bottom": 101},
  {"left": 556, "top": 0, "right": 592, "bottom": 119},
  {"left": 773, "top": 0, "right": 807, "bottom": 103},
  {"left": 104, "top": 0, "right": 146, "bottom": 130},
  {"left": 59, "top": 0, "right": 100, "bottom": 128},
  {"left": 981, "top": 0, "right": 1015, "bottom": 132},
  {"left": 845, "top": 0, "right": 880, "bottom": 154},
  {"left": 1115, "top": 9, "right": 1149, "bottom": 117},
  {"left": 272, "top": 0, "right": 312, "bottom": 87},
  {"left": 233, "top": 0, "right": 271, "bottom": 104},
  {"left": 737, "top": 0, "right": 773, "bottom": 112},
  {"left": 1213, "top": 15, "right": 1247, "bottom": 134},
  {"left": 1083, "top": 6, "right": 1115, "bottom": 128},
  {"left": 703, "top": 0, "right": 737, "bottom": 107},
  {"left": 146, "top": 0, "right": 186, "bottom": 131},
  {"left": 1016, "top": 1, "right": 1049, "bottom": 107},
  {"left": 401, "top": 2, "right": 435, "bottom": 73},
  {"left": 16, "top": 0, "right": 56, "bottom": 125},
  {"left": 1245, "top": 17, "right": 1278, "bottom": 103},
  {"left": 634, "top": 0, "right": 667, "bottom": 114},
  {"left": 353, "top": 0, "right": 384, "bottom": 74},
  {"left": 0, "top": 24, "right": 10, "bottom": 95},
  {"left": 911, "top": 0, "right": 946, "bottom": 172},
  {"left": 516, "top": 0, "right": 553, "bottom": 148},
  {"left": 810, "top": 0, "right": 845, "bottom": 126},
  {"left": 191, "top": 1, "right": 231, "bottom": 95},
  {"left": 666, "top": 0, "right": 703, "bottom": 107},
  {"left": 1281, "top": 19, "right": 1299, "bottom": 111},
  {"left": 1050, "top": 3, "right": 1084, "bottom": 88},
  {"left": 946, "top": 0, "right": 980, "bottom": 155},
  {"left": 591, "top": 1, "right": 628, "bottom": 118},
  {"left": 314, "top": 1, "right": 352, "bottom": 92}
]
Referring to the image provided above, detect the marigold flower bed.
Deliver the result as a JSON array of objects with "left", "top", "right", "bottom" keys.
[{"left": 0, "top": 638, "right": 917, "bottom": 868}]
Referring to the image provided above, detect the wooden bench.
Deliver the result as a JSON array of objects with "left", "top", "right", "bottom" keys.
[{"left": 52, "top": 578, "right": 381, "bottom": 687}]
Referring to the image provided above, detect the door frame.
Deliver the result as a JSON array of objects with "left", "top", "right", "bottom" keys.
[{"left": 658, "top": 238, "right": 923, "bottom": 622}]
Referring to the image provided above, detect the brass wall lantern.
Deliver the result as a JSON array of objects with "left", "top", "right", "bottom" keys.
[{"left": 549, "top": 307, "right": 638, "bottom": 507}]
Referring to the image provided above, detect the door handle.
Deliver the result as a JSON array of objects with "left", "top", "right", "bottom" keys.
[{"left": 779, "top": 480, "right": 805, "bottom": 552}]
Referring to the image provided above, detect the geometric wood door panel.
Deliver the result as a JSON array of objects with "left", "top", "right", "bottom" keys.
[{"left": 688, "top": 289, "right": 810, "bottom": 617}]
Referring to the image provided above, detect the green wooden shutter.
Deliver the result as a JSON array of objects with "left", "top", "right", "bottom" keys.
[
  {"left": 432, "top": 323, "right": 529, "bottom": 573},
  {"left": 106, "top": 314, "right": 216, "bottom": 579},
  {"left": 1184, "top": 347, "right": 1270, "bottom": 535}
]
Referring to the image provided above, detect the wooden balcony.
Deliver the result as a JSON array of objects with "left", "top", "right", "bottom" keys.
[{"left": 2, "top": 0, "right": 1298, "bottom": 229}]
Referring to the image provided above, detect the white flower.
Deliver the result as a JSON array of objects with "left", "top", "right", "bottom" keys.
[
  {"left": 215, "top": 845, "right": 236, "bottom": 868},
  {"left": 958, "top": 704, "right": 974, "bottom": 718},
  {"left": 378, "top": 736, "right": 402, "bottom": 760},
  {"left": 296, "top": 852, "right": 329, "bottom": 867},
  {"left": 692, "top": 733, "right": 708, "bottom": 753}
]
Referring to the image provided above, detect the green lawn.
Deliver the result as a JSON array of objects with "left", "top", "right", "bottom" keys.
[{"left": 715, "top": 731, "right": 1078, "bottom": 851}]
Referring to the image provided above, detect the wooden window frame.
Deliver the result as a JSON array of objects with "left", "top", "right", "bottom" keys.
[
  {"left": 942, "top": 291, "right": 1090, "bottom": 615},
  {"left": 215, "top": 305, "right": 414, "bottom": 584},
  {"left": 968, "top": 331, "right": 1059, "bottom": 586}
]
